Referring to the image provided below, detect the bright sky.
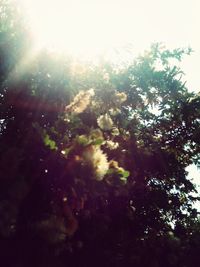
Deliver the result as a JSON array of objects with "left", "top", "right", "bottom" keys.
[
  {"left": 19, "top": 0, "right": 200, "bottom": 198},
  {"left": 19, "top": 0, "right": 200, "bottom": 90}
]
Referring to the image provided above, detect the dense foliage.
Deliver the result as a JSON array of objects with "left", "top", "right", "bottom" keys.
[{"left": 1, "top": 1, "right": 200, "bottom": 267}]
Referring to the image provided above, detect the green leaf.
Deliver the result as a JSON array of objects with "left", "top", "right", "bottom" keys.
[
  {"left": 44, "top": 134, "right": 58, "bottom": 150},
  {"left": 76, "top": 135, "right": 89, "bottom": 146},
  {"left": 91, "top": 138, "right": 104, "bottom": 146},
  {"left": 122, "top": 170, "right": 130, "bottom": 178}
]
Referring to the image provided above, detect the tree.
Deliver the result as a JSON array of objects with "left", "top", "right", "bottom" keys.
[{"left": 0, "top": 1, "right": 200, "bottom": 267}]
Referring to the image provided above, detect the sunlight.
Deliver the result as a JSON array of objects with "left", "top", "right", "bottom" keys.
[
  {"left": 18, "top": 0, "right": 200, "bottom": 89},
  {"left": 19, "top": 0, "right": 137, "bottom": 59}
]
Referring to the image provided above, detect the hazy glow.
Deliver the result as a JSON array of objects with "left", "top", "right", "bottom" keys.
[
  {"left": 19, "top": 0, "right": 137, "bottom": 59},
  {"left": 19, "top": 1, "right": 200, "bottom": 71}
]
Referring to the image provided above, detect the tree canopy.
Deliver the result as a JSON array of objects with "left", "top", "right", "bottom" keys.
[{"left": 0, "top": 1, "right": 200, "bottom": 267}]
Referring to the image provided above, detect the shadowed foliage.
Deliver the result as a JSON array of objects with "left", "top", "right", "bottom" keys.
[{"left": 0, "top": 1, "right": 200, "bottom": 267}]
